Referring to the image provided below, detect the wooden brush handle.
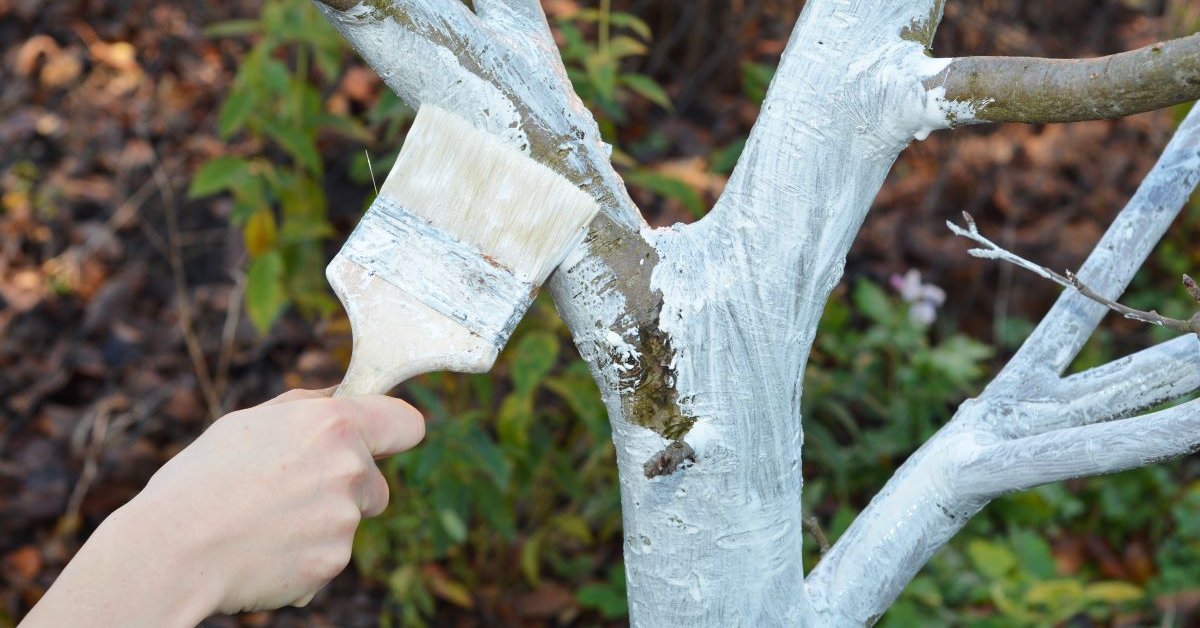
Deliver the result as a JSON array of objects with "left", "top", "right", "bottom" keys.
[{"left": 327, "top": 255, "right": 499, "bottom": 397}]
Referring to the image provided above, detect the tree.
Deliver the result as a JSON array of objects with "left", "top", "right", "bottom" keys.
[{"left": 311, "top": 1, "right": 1200, "bottom": 624}]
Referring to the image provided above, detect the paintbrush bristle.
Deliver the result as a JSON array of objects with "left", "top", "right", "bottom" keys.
[{"left": 379, "top": 104, "right": 599, "bottom": 285}]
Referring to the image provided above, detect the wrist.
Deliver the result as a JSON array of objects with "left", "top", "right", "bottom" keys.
[
  {"left": 21, "top": 498, "right": 220, "bottom": 628},
  {"left": 105, "top": 494, "right": 224, "bottom": 625}
]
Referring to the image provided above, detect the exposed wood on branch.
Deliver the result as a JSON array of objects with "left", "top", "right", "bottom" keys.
[{"left": 927, "top": 31, "right": 1200, "bottom": 124}]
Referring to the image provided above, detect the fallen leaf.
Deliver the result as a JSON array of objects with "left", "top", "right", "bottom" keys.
[{"left": 3, "top": 546, "right": 43, "bottom": 581}]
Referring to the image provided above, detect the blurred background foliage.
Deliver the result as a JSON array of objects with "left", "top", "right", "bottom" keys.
[{"left": 4, "top": 0, "right": 1200, "bottom": 626}]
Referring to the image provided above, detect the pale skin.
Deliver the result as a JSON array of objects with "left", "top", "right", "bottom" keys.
[{"left": 18, "top": 388, "right": 425, "bottom": 627}]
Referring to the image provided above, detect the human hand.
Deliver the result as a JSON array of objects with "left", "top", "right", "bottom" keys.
[{"left": 20, "top": 389, "right": 424, "bottom": 627}]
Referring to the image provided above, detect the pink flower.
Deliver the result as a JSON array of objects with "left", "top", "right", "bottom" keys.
[{"left": 889, "top": 269, "right": 945, "bottom": 326}]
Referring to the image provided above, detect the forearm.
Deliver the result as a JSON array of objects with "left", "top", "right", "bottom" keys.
[{"left": 20, "top": 498, "right": 217, "bottom": 628}]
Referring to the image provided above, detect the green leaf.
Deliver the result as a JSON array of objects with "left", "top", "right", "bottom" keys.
[
  {"left": 510, "top": 331, "right": 559, "bottom": 395},
  {"left": 1083, "top": 581, "right": 1143, "bottom": 605},
  {"left": 584, "top": 52, "right": 618, "bottom": 103},
  {"left": 545, "top": 372, "right": 607, "bottom": 440},
  {"left": 607, "top": 35, "right": 648, "bottom": 59},
  {"left": 609, "top": 12, "right": 652, "bottom": 40},
  {"left": 438, "top": 508, "right": 468, "bottom": 543},
  {"left": 351, "top": 518, "right": 390, "bottom": 575},
  {"left": 387, "top": 564, "right": 419, "bottom": 597},
  {"left": 204, "top": 19, "right": 260, "bottom": 38},
  {"left": 852, "top": 280, "right": 893, "bottom": 325},
  {"left": 967, "top": 539, "right": 1017, "bottom": 581},
  {"left": 1009, "top": 528, "right": 1057, "bottom": 579},
  {"left": 741, "top": 61, "right": 775, "bottom": 106},
  {"left": 464, "top": 428, "right": 510, "bottom": 489},
  {"left": 520, "top": 532, "right": 543, "bottom": 586},
  {"left": 903, "top": 575, "right": 943, "bottom": 608},
  {"left": 568, "top": 10, "right": 652, "bottom": 41},
  {"left": 576, "top": 567, "right": 627, "bottom": 619},
  {"left": 188, "top": 157, "right": 252, "bottom": 199},
  {"left": 245, "top": 251, "right": 288, "bottom": 334},
  {"left": 472, "top": 482, "right": 516, "bottom": 540},
  {"left": 624, "top": 169, "right": 706, "bottom": 218},
  {"left": 621, "top": 73, "right": 672, "bottom": 110},
  {"left": 927, "top": 335, "right": 994, "bottom": 385},
  {"left": 552, "top": 514, "right": 594, "bottom": 544},
  {"left": 316, "top": 112, "right": 373, "bottom": 143},
  {"left": 229, "top": 170, "right": 271, "bottom": 225},
  {"left": 497, "top": 393, "right": 534, "bottom": 448},
  {"left": 1023, "top": 578, "right": 1085, "bottom": 613},
  {"left": 218, "top": 83, "right": 257, "bottom": 139},
  {"left": 279, "top": 173, "right": 332, "bottom": 243},
  {"left": 710, "top": 138, "right": 746, "bottom": 175},
  {"left": 262, "top": 119, "right": 321, "bottom": 173}
]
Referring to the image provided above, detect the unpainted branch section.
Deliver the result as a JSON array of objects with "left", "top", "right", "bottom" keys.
[{"left": 927, "top": 31, "right": 1200, "bottom": 124}]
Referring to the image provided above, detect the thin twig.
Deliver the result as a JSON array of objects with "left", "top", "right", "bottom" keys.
[
  {"left": 948, "top": 211, "right": 1200, "bottom": 334},
  {"left": 213, "top": 270, "right": 246, "bottom": 409},
  {"left": 365, "top": 149, "right": 379, "bottom": 196},
  {"left": 151, "top": 159, "right": 223, "bottom": 420},
  {"left": 61, "top": 397, "right": 117, "bottom": 534},
  {"left": 803, "top": 516, "right": 831, "bottom": 555}
]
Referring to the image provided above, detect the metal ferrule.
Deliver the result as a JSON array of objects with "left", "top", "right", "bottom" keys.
[{"left": 339, "top": 196, "right": 534, "bottom": 350}]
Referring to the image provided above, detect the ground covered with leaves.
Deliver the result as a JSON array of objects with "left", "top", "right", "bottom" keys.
[{"left": 3, "top": 0, "right": 1200, "bottom": 626}]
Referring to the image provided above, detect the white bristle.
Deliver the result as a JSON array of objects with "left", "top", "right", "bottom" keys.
[{"left": 378, "top": 104, "right": 600, "bottom": 285}]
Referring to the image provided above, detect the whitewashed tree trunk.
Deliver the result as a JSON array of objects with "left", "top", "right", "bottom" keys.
[{"left": 314, "top": 1, "right": 1200, "bottom": 625}]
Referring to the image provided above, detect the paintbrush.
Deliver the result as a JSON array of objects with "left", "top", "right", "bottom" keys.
[{"left": 328, "top": 104, "right": 599, "bottom": 397}]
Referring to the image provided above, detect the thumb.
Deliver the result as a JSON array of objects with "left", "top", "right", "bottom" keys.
[{"left": 334, "top": 395, "right": 426, "bottom": 457}]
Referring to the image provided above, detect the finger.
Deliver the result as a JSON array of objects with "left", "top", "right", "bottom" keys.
[
  {"left": 291, "top": 591, "right": 317, "bottom": 608},
  {"left": 262, "top": 387, "right": 336, "bottom": 407},
  {"left": 334, "top": 395, "right": 426, "bottom": 457},
  {"left": 358, "top": 464, "right": 391, "bottom": 517}
]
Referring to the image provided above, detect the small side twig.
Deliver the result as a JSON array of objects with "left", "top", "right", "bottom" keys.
[
  {"left": 948, "top": 212, "right": 1200, "bottom": 334},
  {"left": 803, "top": 515, "right": 831, "bottom": 555},
  {"left": 152, "top": 158, "right": 223, "bottom": 421},
  {"left": 643, "top": 441, "right": 696, "bottom": 478},
  {"left": 213, "top": 270, "right": 247, "bottom": 409}
]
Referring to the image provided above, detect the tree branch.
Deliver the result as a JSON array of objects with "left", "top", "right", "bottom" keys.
[
  {"left": 926, "top": 31, "right": 1200, "bottom": 124},
  {"left": 948, "top": 211, "right": 1200, "bottom": 333},
  {"left": 1049, "top": 334, "right": 1200, "bottom": 430},
  {"left": 961, "top": 398, "right": 1200, "bottom": 498}
]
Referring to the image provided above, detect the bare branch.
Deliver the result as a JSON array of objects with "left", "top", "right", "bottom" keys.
[
  {"left": 946, "top": 212, "right": 1073, "bottom": 288},
  {"left": 948, "top": 212, "right": 1200, "bottom": 333},
  {"left": 803, "top": 516, "right": 831, "bottom": 555},
  {"left": 997, "top": 103, "right": 1200, "bottom": 382},
  {"left": 927, "top": 32, "right": 1200, "bottom": 124},
  {"left": 961, "top": 398, "right": 1200, "bottom": 498}
]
